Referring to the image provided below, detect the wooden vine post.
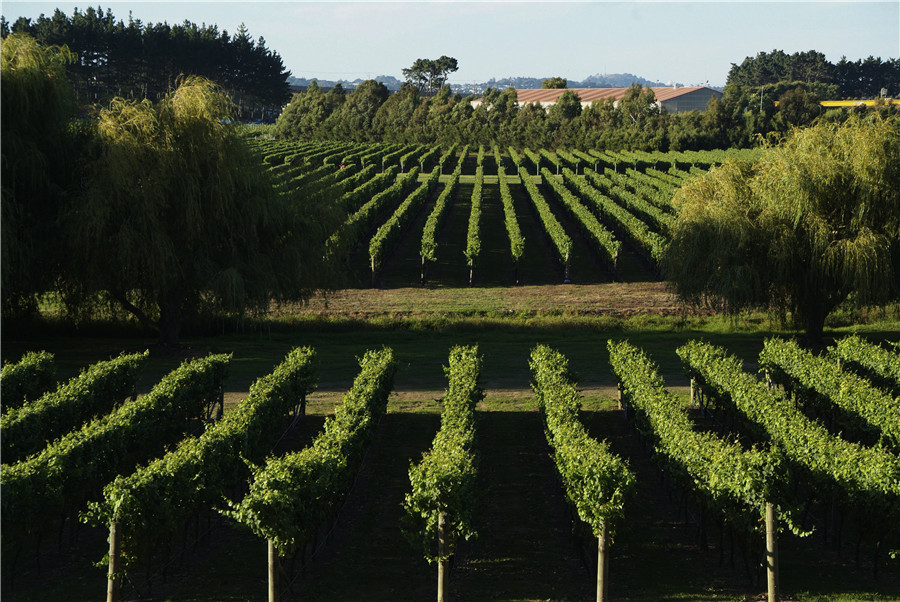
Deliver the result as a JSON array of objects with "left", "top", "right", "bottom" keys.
[
  {"left": 437, "top": 512, "right": 448, "bottom": 602},
  {"left": 690, "top": 377, "right": 705, "bottom": 416},
  {"left": 268, "top": 539, "right": 280, "bottom": 602},
  {"left": 763, "top": 367, "right": 782, "bottom": 602},
  {"left": 765, "top": 502, "right": 779, "bottom": 602},
  {"left": 596, "top": 519, "right": 610, "bottom": 602},
  {"left": 106, "top": 521, "right": 122, "bottom": 602}
]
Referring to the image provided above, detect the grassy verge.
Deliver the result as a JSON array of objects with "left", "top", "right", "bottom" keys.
[{"left": 5, "top": 297, "right": 896, "bottom": 396}]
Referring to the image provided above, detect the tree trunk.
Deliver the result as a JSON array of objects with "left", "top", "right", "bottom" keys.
[
  {"left": 110, "top": 289, "right": 155, "bottom": 332},
  {"left": 802, "top": 292, "right": 842, "bottom": 346},
  {"left": 804, "top": 303, "right": 826, "bottom": 346},
  {"left": 596, "top": 520, "right": 609, "bottom": 602},
  {"left": 157, "top": 289, "right": 184, "bottom": 349}
]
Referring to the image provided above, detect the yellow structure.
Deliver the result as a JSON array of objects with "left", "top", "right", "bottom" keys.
[{"left": 820, "top": 99, "right": 900, "bottom": 107}]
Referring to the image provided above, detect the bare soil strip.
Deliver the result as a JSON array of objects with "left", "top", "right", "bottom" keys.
[{"left": 275, "top": 282, "right": 698, "bottom": 320}]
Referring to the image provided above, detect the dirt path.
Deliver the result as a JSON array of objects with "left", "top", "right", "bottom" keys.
[{"left": 273, "top": 282, "right": 701, "bottom": 320}]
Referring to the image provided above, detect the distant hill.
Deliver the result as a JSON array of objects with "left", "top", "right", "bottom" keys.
[
  {"left": 475, "top": 73, "right": 671, "bottom": 91},
  {"left": 288, "top": 73, "right": 676, "bottom": 95},
  {"left": 579, "top": 73, "right": 670, "bottom": 88},
  {"left": 288, "top": 75, "right": 403, "bottom": 91}
]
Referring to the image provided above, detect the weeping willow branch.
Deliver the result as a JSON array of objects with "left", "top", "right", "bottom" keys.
[
  {"left": 61, "top": 76, "right": 339, "bottom": 347},
  {"left": 663, "top": 115, "right": 900, "bottom": 341}
]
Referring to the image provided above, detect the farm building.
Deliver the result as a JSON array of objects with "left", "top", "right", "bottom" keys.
[{"left": 470, "top": 86, "right": 723, "bottom": 113}]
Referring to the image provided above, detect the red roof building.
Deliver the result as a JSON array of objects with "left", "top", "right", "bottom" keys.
[{"left": 470, "top": 86, "right": 722, "bottom": 113}]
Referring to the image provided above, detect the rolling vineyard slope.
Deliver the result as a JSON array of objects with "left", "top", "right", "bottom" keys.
[
  {"left": 541, "top": 167, "right": 620, "bottom": 270},
  {"left": 831, "top": 333, "right": 900, "bottom": 396},
  {"left": 370, "top": 166, "right": 441, "bottom": 279},
  {"left": 239, "top": 140, "right": 761, "bottom": 287},
  {"left": 493, "top": 145, "right": 525, "bottom": 272},
  {"left": 3, "top": 329, "right": 900, "bottom": 600},
  {"left": 222, "top": 346, "right": 397, "bottom": 600},
  {"left": 420, "top": 145, "right": 467, "bottom": 277},
  {"left": 759, "top": 337, "right": 900, "bottom": 450},
  {"left": 465, "top": 148, "right": 486, "bottom": 283},
  {"left": 677, "top": 339, "right": 900, "bottom": 558}
]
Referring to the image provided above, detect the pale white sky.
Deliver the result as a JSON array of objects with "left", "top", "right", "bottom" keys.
[{"left": 4, "top": 1, "right": 899, "bottom": 86}]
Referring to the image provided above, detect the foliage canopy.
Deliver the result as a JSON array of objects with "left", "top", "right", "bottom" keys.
[
  {"left": 63, "top": 76, "right": 337, "bottom": 347},
  {"left": 726, "top": 49, "right": 900, "bottom": 98},
  {"left": 3, "top": 8, "right": 291, "bottom": 120},
  {"left": 1, "top": 32, "right": 77, "bottom": 316},
  {"left": 402, "top": 56, "right": 458, "bottom": 95},
  {"left": 542, "top": 76, "right": 568, "bottom": 89},
  {"left": 663, "top": 114, "right": 900, "bottom": 341}
]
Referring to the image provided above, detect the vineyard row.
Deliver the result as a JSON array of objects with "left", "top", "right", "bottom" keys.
[
  {"left": 1, "top": 335, "right": 897, "bottom": 600},
  {"left": 246, "top": 139, "right": 769, "bottom": 286}
]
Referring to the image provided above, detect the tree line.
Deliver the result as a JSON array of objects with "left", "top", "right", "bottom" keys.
[
  {"left": 726, "top": 49, "right": 900, "bottom": 98},
  {"left": 275, "top": 81, "right": 675, "bottom": 150},
  {"left": 1, "top": 7, "right": 291, "bottom": 121},
  {"left": 274, "top": 75, "right": 899, "bottom": 152}
]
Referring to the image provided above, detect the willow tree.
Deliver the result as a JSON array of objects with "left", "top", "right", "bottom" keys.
[
  {"left": 64, "top": 76, "right": 336, "bottom": 348},
  {"left": 1, "top": 33, "right": 76, "bottom": 316},
  {"left": 663, "top": 115, "right": 900, "bottom": 342}
]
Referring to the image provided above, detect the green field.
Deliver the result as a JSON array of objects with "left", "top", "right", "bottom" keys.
[{"left": 3, "top": 286, "right": 899, "bottom": 601}]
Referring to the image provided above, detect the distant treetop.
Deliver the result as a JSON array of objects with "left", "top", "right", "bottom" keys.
[
  {"left": 542, "top": 77, "right": 568, "bottom": 89},
  {"left": 402, "top": 56, "right": 459, "bottom": 95},
  {"left": 727, "top": 49, "right": 900, "bottom": 98},
  {"left": 1, "top": 7, "right": 291, "bottom": 120}
]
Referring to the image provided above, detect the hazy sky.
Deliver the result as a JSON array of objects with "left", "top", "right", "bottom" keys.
[{"left": 4, "top": 1, "right": 899, "bottom": 86}]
